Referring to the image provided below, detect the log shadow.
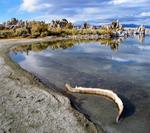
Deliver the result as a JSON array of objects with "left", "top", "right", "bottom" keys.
[{"left": 118, "top": 94, "right": 136, "bottom": 121}]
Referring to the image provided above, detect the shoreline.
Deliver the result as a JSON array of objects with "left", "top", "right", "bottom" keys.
[{"left": 0, "top": 37, "right": 104, "bottom": 133}]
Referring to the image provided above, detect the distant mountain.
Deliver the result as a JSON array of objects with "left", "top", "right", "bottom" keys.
[
  {"left": 123, "top": 24, "right": 150, "bottom": 29},
  {"left": 75, "top": 22, "right": 150, "bottom": 29}
]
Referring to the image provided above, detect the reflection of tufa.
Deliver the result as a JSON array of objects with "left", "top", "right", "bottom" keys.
[{"left": 65, "top": 83, "right": 124, "bottom": 123}]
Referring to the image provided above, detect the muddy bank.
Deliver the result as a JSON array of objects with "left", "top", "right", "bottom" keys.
[{"left": 0, "top": 37, "right": 102, "bottom": 133}]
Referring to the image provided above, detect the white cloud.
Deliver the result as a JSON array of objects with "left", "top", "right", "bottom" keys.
[
  {"left": 112, "top": 0, "right": 133, "bottom": 5},
  {"left": 140, "top": 12, "right": 150, "bottom": 17},
  {"left": 20, "top": 0, "right": 52, "bottom": 12},
  {"left": 17, "top": 0, "right": 150, "bottom": 25},
  {"left": 82, "top": 7, "right": 100, "bottom": 14},
  {"left": 110, "top": 0, "right": 149, "bottom": 5}
]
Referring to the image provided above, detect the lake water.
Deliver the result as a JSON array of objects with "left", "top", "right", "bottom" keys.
[{"left": 9, "top": 36, "right": 150, "bottom": 133}]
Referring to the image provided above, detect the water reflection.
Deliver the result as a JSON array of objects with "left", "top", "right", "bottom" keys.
[
  {"left": 133, "top": 34, "right": 145, "bottom": 44},
  {"left": 11, "top": 35, "right": 146, "bottom": 55},
  {"left": 11, "top": 38, "right": 125, "bottom": 54}
]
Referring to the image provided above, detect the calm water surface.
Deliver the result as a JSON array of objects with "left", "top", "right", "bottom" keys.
[{"left": 10, "top": 36, "right": 150, "bottom": 133}]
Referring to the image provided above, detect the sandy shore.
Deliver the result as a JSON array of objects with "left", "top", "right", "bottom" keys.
[{"left": 0, "top": 37, "right": 103, "bottom": 133}]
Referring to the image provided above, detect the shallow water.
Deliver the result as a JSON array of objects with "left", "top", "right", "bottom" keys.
[{"left": 10, "top": 36, "right": 150, "bottom": 133}]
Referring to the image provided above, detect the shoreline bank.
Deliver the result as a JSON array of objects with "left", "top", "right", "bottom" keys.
[{"left": 0, "top": 37, "right": 104, "bottom": 133}]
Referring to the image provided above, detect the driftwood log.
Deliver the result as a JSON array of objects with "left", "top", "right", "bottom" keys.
[{"left": 65, "top": 83, "right": 124, "bottom": 123}]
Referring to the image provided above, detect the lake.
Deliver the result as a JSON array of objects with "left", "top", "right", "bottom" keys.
[{"left": 9, "top": 35, "right": 150, "bottom": 133}]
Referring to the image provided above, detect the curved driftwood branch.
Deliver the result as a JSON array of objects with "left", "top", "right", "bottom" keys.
[{"left": 65, "top": 83, "right": 124, "bottom": 123}]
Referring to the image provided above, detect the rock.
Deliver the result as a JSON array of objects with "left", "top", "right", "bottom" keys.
[
  {"left": 135, "top": 25, "right": 145, "bottom": 34},
  {"left": 0, "top": 24, "right": 5, "bottom": 30},
  {"left": 49, "top": 19, "right": 74, "bottom": 29}
]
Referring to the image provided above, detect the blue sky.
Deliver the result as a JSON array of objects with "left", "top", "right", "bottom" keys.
[{"left": 0, "top": 0, "right": 150, "bottom": 25}]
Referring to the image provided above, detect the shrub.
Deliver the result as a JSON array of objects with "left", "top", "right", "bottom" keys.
[
  {"left": 31, "top": 32, "right": 41, "bottom": 38},
  {"left": 0, "top": 30, "right": 15, "bottom": 38},
  {"left": 62, "top": 29, "right": 79, "bottom": 35},
  {"left": 31, "top": 22, "right": 48, "bottom": 35},
  {"left": 96, "top": 29, "right": 113, "bottom": 36},
  {"left": 48, "top": 28, "right": 63, "bottom": 36},
  {"left": 40, "top": 31, "right": 49, "bottom": 37},
  {"left": 15, "top": 28, "right": 28, "bottom": 36}
]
